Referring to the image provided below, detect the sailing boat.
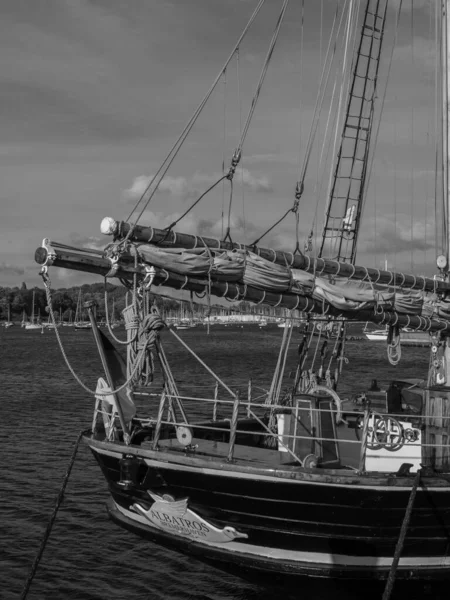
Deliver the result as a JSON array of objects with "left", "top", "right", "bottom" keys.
[
  {"left": 25, "top": 290, "right": 42, "bottom": 330},
  {"left": 74, "top": 289, "right": 92, "bottom": 330},
  {"left": 34, "top": 0, "right": 450, "bottom": 590},
  {"left": 109, "top": 299, "right": 120, "bottom": 329},
  {"left": 4, "top": 304, "right": 13, "bottom": 328}
]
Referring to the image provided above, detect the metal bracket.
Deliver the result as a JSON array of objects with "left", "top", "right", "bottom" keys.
[
  {"left": 39, "top": 265, "right": 51, "bottom": 287},
  {"left": 143, "top": 265, "right": 156, "bottom": 289},
  {"left": 41, "top": 238, "right": 56, "bottom": 266},
  {"left": 105, "top": 254, "right": 119, "bottom": 278}
]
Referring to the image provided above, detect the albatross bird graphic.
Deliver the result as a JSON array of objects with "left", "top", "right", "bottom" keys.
[{"left": 131, "top": 490, "right": 248, "bottom": 543}]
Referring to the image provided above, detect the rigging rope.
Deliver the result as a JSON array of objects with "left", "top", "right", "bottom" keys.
[
  {"left": 149, "top": 1, "right": 289, "bottom": 240},
  {"left": 232, "top": 0, "right": 290, "bottom": 164},
  {"left": 265, "top": 313, "right": 294, "bottom": 406},
  {"left": 40, "top": 269, "right": 159, "bottom": 396},
  {"left": 387, "top": 325, "right": 402, "bottom": 366},
  {"left": 221, "top": 68, "right": 227, "bottom": 240},
  {"left": 251, "top": 1, "right": 346, "bottom": 247},
  {"left": 123, "top": 0, "right": 267, "bottom": 234},
  {"left": 358, "top": 0, "right": 404, "bottom": 235},
  {"left": 222, "top": 0, "right": 290, "bottom": 242},
  {"left": 104, "top": 279, "right": 139, "bottom": 345}
]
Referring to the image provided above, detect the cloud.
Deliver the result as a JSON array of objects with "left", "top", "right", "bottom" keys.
[
  {"left": 123, "top": 175, "right": 190, "bottom": 201},
  {"left": 122, "top": 168, "right": 273, "bottom": 204},
  {"left": 238, "top": 168, "right": 273, "bottom": 192},
  {"left": 358, "top": 217, "right": 435, "bottom": 254},
  {"left": 0, "top": 262, "right": 24, "bottom": 275},
  {"left": 68, "top": 233, "right": 105, "bottom": 251}
]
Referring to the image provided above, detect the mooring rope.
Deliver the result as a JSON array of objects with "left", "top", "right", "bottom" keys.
[
  {"left": 20, "top": 431, "right": 84, "bottom": 600},
  {"left": 381, "top": 469, "right": 421, "bottom": 600}
]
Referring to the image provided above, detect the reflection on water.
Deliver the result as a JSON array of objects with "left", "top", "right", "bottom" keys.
[{"left": 0, "top": 324, "right": 442, "bottom": 599}]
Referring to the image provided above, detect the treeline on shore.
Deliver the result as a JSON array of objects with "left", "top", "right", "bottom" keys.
[
  {"left": 0, "top": 282, "right": 182, "bottom": 322},
  {"left": 0, "top": 282, "right": 262, "bottom": 322}
]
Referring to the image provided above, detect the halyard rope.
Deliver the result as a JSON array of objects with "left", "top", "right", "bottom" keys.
[{"left": 123, "top": 0, "right": 267, "bottom": 233}]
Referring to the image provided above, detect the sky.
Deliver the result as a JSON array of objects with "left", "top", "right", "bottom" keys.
[{"left": 0, "top": 0, "right": 441, "bottom": 289}]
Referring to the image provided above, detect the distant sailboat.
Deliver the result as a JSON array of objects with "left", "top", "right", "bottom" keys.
[
  {"left": 4, "top": 304, "right": 14, "bottom": 328},
  {"left": 25, "top": 290, "right": 42, "bottom": 330},
  {"left": 110, "top": 299, "right": 119, "bottom": 329},
  {"left": 74, "top": 290, "right": 92, "bottom": 330}
]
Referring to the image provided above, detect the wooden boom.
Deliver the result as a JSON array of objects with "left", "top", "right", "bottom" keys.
[
  {"left": 100, "top": 217, "right": 450, "bottom": 295},
  {"left": 35, "top": 239, "right": 450, "bottom": 334}
]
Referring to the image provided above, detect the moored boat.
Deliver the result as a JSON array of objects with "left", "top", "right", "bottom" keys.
[{"left": 32, "top": 0, "right": 450, "bottom": 593}]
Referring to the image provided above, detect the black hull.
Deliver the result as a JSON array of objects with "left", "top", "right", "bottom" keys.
[
  {"left": 106, "top": 499, "right": 450, "bottom": 583},
  {"left": 88, "top": 437, "right": 450, "bottom": 582}
]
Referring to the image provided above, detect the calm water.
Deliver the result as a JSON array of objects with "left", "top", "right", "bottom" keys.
[{"left": 0, "top": 324, "right": 439, "bottom": 599}]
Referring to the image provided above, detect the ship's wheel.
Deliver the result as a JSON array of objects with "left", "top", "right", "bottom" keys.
[{"left": 367, "top": 413, "right": 404, "bottom": 451}]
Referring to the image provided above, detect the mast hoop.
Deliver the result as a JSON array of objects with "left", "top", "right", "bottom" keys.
[
  {"left": 272, "top": 295, "right": 283, "bottom": 308},
  {"left": 256, "top": 291, "right": 266, "bottom": 305},
  {"left": 286, "top": 251, "right": 295, "bottom": 267},
  {"left": 160, "top": 269, "right": 170, "bottom": 285},
  {"left": 373, "top": 269, "right": 381, "bottom": 284},
  {"left": 316, "top": 261, "right": 327, "bottom": 276},
  {"left": 332, "top": 260, "right": 341, "bottom": 277},
  {"left": 220, "top": 281, "right": 230, "bottom": 298}
]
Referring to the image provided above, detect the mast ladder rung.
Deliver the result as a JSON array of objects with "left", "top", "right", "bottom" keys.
[
  {"left": 342, "top": 132, "right": 368, "bottom": 141},
  {"left": 347, "top": 113, "right": 370, "bottom": 120},
  {"left": 362, "top": 33, "right": 381, "bottom": 43},
  {"left": 363, "top": 24, "right": 381, "bottom": 34},
  {"left": 349, "top": 93, "right": 373, "bottom": 102},
  {"left": 354, "top": 74, "right": 375, "bottom": 82},
  {"left": 336, "top": 175, "right": 363, "bottom": 182},
  {"left": 339, "top": 156, "right": 364, "bottom": 162},
  {"left": 331, "top": 195, "right": 360, "bottom": 202},
  {"left": 366, "top": 11, "right": 383, "bottom": 20},
  {"left": 323, "top": 226, "right": 352, "bottom": 233},
  {"left": 344, "top": 124, "right": 369, "bottom": 132},
  {"left": 358, "top": 52, "right": 376, "bottom": 61}
]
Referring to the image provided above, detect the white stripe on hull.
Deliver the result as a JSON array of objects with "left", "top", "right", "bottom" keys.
[
  {"left": 114, "top": 501, "right": 450, "bottom": 570},
  {"left": 90, "top": 444, "right": 450, "bottom": 492}
]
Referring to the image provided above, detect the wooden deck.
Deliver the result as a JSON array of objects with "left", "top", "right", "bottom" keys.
[{"left": 156, "top": 437, "right": 291, "bottom": 468}]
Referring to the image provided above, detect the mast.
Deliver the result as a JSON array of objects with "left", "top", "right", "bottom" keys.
[
  {"left": 442, "top": 0, "right": 450, "bottom": 383},
  {"left": 445, "top": 0, "right": 450, "bottom": 259},
  {"left": 75, "top": 289, "right": 81, "bottom": 324},
  {"left": 320, "top": 0, "right": 388, "bottom": 263},
  {"left": 31, "top": 290, "right": 35, "bottom": 324}
]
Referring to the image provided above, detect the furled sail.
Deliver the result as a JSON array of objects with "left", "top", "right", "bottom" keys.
[{"left": 35, "top": 223, "right": 450, "bottom": 335}]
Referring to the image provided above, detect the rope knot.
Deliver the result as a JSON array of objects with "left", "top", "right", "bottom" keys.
[
  {"left": 294, "top": 180, "right": 304, "bottom": 202},
  {"left": 227, "top": 148, "right": 241, "bottom": 180},
  {"left": 140, "top": 313, "right": 166, "bottom": 335},
  {"left": 304, "top": 230, "right": 313, "bottom": 253}
]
